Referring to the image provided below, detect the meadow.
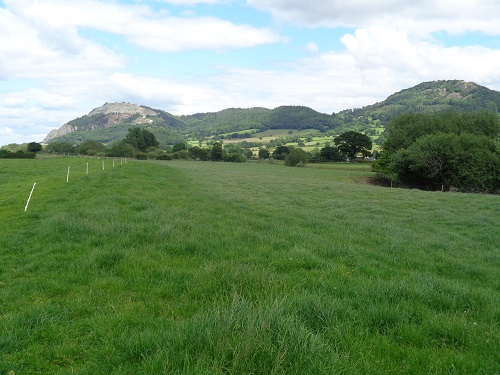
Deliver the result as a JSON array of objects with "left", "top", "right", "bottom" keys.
[{"left": 0, "top": 157, "right": 499, "bottom": 374}]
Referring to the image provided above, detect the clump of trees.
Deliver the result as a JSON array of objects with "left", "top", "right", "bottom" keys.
[
  {"left": 45, "top": 141, "right": 76, "bottom": 154},
  {"left": 0, "top": 141, "right": 41, "bottom": 158},
  {"left": 373, "top": 111, "right": 500, "bottom": 193},
  {"left": 271, "top": 145, "right": 290, "bottom": 160},
  {"left": 106, "top": 128, "right": 160, "bottom": 158},
  {"left": 76, "top": 140, "right": 106, "bottom": 156},
  {"left": 122, "top": 127, "right": 159, "bottom": 152},
  {"left": 0, "top": 150, "right": 36, "bottom": 159}
]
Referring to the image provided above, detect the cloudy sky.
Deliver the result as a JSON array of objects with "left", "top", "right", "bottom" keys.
[{"left": 1, "top": 0, "right": 500, "bottom": 145}]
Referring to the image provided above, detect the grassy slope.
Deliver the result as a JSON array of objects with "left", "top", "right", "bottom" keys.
[{"left": 0, "top": 158, "right": 499, "bottom": 374}]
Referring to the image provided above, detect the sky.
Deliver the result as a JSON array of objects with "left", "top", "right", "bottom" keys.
[{"left": 1, "top": 0, "right": 500, "bottom": 145}]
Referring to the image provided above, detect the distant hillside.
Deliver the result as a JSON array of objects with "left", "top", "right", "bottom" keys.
[
  {"left": 180, "top": 106, "right": 340, "bottom": 136},
  {"left": 180, "top": 107, "right": 271, "bottom": 137},
  {"left": 43, "top": 102, "right": 186, "bottom": 146},
  {"left": 338, "top": 80, "right": 500, "bottom": 124},
  {"left": 43, "top": 80, "right": 500, "bottom": 145}
]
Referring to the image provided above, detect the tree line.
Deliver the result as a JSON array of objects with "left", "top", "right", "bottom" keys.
[{"left": 39, "top": 127, "right": 374, "bottom": 167}]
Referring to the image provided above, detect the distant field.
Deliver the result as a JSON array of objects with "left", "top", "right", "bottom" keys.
[
  {"left": 186, "top": 128, "right": 383, "bottom": 152},
  {"left": 1, "top": 158, "right": 499, "bottom": 374},
  {"left": 185, "top": 129, "right": 336, "bottom": 148}
]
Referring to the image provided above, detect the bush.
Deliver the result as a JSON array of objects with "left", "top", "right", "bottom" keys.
[
  {"left": 156, "top": 154, "right": 172, "bottom": 160},
  {"left": 284, "top": 148, "right": 309, "bottom": 167},
  {"left": 135, "top": 152, "right": 148, "bottom": 160},
  {"left": 171, "top": 150, "right": 190, "bottom": 160},
  {"left": 272, "top": 145, "right": 290, "bottom": 160},
  {"left": 106, "top": 142, "right": 136, "bottom": 157},
  {"left": 223, "top": 153, "right": 246, "bottom": 163},
  {"left": 258, "top": 148, "right": 270, "bottom": 159}
]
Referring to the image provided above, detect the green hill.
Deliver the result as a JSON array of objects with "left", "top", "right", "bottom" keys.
[
  {"left": 180, "top": 107, "right": 271, "bottom": 138},
  {"left": 338, "top": 80, "right": 500, "bottom": 127}
]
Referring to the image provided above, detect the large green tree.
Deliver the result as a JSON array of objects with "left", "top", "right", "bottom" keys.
[
  {"left": 381, "top": 111, "right": 500, "bottom": 155},
  {"left": 388, "top": 132, "right": 499, "bottom": 191},
  {"left": 334, "top": 131, "right": 372, "bottom": 161},
  {"left": 210, "top": 142, "right": 224, "bottom": 161},
  {"left": 123, "top": 128, "right": 159, "bottom": 152},
  {"left": 27, "top": 142, "right": 42, "bottom": 153},
  {"left": 374, "top": 111, "right": 500, "bottom": 192}
]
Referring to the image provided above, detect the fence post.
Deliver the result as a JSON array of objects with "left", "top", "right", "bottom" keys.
[{"left": 24, "top": 182, "right": 36, "bottom": 212}]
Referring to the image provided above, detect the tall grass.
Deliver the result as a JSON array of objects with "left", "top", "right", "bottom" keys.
[{"left": 0, "top": 158, "right": 498, "bottom": 374}]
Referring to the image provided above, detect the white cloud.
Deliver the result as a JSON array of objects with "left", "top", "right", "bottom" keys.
[
  {"left": 339, "top": 27, "right": 500, "bottom": 85},
  {"left": 305, "top": 42, "right": 319, "bottom": 53},
  {"left": 0, "top": 5, "right": 125, "bottom": 81},
  {"left": 5, "top": 0, "right": 284, "bottom": 53},
  {"left": 108, "top": 72, "right": 221, "bottom": 113},
  {"left": 246, "top": 0, "right": 500, "bottom": 35},
  {"left": 123, "top": 17, "right": 284, "bottom": 51},
  {"left": 0, "top": 127, "right": 16, "bottom": 137}
]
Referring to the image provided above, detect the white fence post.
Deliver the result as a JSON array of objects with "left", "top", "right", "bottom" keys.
[
  {"left": 24, "top": 182, "right": 36, "bottom": 212},
  {"left": 67, "top": 167, "right": 70, "bottom": 183}
]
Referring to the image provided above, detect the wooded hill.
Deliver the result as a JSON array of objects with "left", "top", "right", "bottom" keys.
[{"left": 43, "top": 80, "right": 500, "bottom": 146}]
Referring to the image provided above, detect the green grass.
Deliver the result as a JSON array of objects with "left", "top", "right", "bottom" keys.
[{"left": 1, "top": 158, "right": 499, "bottom": 374}]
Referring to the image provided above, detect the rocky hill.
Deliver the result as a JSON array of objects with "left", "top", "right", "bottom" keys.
[
  {"left": 43, "top": 102, "right": 186, "bottom": 145},
  {"left": 43, "top": 80, "right": 500, "bottom": 146}
]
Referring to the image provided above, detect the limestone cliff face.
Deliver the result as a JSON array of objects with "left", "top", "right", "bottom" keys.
[
  {"left": 43, "top": 102, "right": 158, "bottom": 142},
  {"left": 43, "top": 123, "right": 77, "bottom": 142}
]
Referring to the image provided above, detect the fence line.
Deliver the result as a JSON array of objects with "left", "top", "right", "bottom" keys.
[{"left": 0, "top": 157, "right": 128, "bottom": 212}]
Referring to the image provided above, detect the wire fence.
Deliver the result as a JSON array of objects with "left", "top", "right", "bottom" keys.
[{"left": 0, "top": 157, "right": 129, "bottom": 214}]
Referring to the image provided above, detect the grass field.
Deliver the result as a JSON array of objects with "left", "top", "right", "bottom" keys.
[{"left": 1, "top": 158, "right": 499, "bottom": 374}]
